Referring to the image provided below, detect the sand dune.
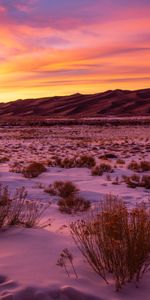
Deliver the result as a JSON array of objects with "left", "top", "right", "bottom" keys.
[{"left": 0, "top": 89, "right": 150, "bottom": 118}]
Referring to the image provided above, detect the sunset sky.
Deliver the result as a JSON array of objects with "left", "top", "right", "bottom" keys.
[{"left": 0, "top": 0, "right": 150, "bottom": 102}]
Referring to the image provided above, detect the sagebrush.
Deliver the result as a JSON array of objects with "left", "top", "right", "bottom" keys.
[{"left": 70, "top": 195, "right": 150, "bottom": 290}]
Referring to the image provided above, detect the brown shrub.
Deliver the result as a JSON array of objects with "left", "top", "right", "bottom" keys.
[
  {"left": 128, "top": 160, "right": 150, "bottom": 172},
  {"left": 123, "top": 174, "right": 150, "bottom": 189},
  {"left": 76, "top": 155, "right": 96, "bottom": 168},
  {"left": 128, "top": 161, "right": 139, "bottom": 172},
  {"left": 70, "top": 195, "right": 150, "bottom": 291},
  {"left": 9, "top": 161, "right": 23, "bottom": 173},
  {"left": 140, "top": 161, "right": 150, "bottom": 172},
  {"left": 48, "top": 155, "right": 95, "bottom": 169},
  {"left": 0, "top": 157, "right": 9, "bottom": 163},
  {"left": 58, "top": 195, "right": 91, "bottom": 214},
  {"left": 45, "top": 181, "right": 79, "bottom": 198},
  {"left": 60, "top": 158, "right": 76, "bottom": 168},
  {"left": 123, "top": 174, "right": 140, "bottom": 188},
  {"left": 23, "top": 162, "right": 46, "bottom": 178},
  {"left": 92, "top": 163, "right": 112, "bottom": 176},
  {"left": 100, "top": 153, "right": 117, "bottom": 159},
  {"left": 0, "top": 185, "right": 48, "bottom": 228},
  {"left": 0, "top": 185, "right": 11, "bottom": 227},
  {"left": 116, "top": 159, "right": 125, "bottom": 165}
]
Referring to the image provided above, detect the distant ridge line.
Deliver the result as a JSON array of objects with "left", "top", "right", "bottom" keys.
[{"left": 0, "top": 88, "right": 150, "bottom": 118}]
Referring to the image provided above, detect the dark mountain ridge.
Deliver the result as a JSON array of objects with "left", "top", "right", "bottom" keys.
[{"left": 0, "top": 88, "right": 150, "bottom": 118}]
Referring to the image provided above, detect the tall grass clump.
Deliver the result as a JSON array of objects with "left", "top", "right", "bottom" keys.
[
  {"left": 70, "top": 195, "right": 150, "bottom": 290},
  {"left": 0, "top": 185, "right": 48, "bottom": 229}
]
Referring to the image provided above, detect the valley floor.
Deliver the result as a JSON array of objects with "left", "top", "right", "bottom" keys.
[{"left": 0, "top": 125, "right": 150, "bottom": 300}]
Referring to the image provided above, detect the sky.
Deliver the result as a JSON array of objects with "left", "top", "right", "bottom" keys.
[{"left": 0, "top": 0, "right": 150, "bottom": 102}]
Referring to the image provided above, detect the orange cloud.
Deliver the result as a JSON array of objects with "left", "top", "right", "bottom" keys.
[{"left": 0, "top": 1, "right": 150, "bottom": 102}]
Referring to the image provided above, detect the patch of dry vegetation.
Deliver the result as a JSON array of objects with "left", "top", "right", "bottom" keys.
[
  {"left": 45, "top": 181, "right": 79, "bottom": 198},
  {"left": 123, "top": 174, "right": 150, "bottom": 189},
  {"left": 45, "top": 181, "right": 91, "bottom": 214},
  {"left": 23, "top": 162, "right": 46, "bottom": 178},
  {"left": 92, "top": 163, "right": 112, "bottom": 176},
  {"left": 0, "top": 185, "right": 48, "bottom": 228},
  {"left": 128, "top": 160, "right": 150, "bottom": 172},
  {"left": 48, "top": 155, "right": 96, "bottom": 169},
  {"left": 70, "top": 195, "right": 150, "bottom": 290}
]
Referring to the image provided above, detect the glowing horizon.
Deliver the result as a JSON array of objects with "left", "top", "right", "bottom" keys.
[{"left": 0, "top": 0, "right": 150, "bottom": 102}]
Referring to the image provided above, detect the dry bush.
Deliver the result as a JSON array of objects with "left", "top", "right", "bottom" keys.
[
  {"left": 48, "top": 157, "right": 76, "bottom": 168},
  {"left": 59, "top": 158, "right": 76, "bottom": 168},
  {"left": 100, "top": 153, "right": 117, "bottom": 159},
  {"left": 128, "top": 161, "right": 139, "bottom": 172},
  {"left": 20, "top": 200, "right": 48, "bottom": 228},
  {"left": 70, "top": 195, "right": 150, "bottom": 291},
  {"left": 141, "top": 175, "right": 150, "bottom": 189},
  {"left": 123, "top": 174, "right": 140, "bottom": 188},
  {"left": 45, "top": 180, "right": 90, "bottom": 214},
  {"left": 23, "top": 162, "right": 46, "bottom": 178},
  {"left": 92, "top": 163, "right": 112, "bottom": 176},
  {"left": 123, "top": 174, "right": 150, "bottom": 189},
  {"left": 76, "top": 155, "right": 96, "bottom": 168},
  {"left": 140, "top": 161, "right": 150, "bottom": 172},
  {"left": 0, "top": 185, "right": 11, "bottom": 228},
  {"left": 128, "top": 160, "right": 150, "bottom": 172},
  {"left": 0, "top": 157, "right": 9, "bottom": 163},
  {"left": 0, "top": 185, "right": 48, "bottom": 229},
  {"left": 45, "top": 181, "right": 78, "bottom": 198},
  {"left": 58, "top": 195, "right": 91, "bottom": 214},
  {"left": 116, "top": 159, "right": 125, "bottom": 165},
  {"left": 48, "top": 155, "right": 95, "bottom": 169},
  {"left": 9, "top": 161, "right": 23, "bottom": 173}
]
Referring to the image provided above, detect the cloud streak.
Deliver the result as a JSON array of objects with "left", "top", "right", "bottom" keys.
[{"left": 0, "top": 0, "right": 150, "bottom": 101}]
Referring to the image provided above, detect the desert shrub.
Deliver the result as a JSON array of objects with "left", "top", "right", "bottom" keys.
[
  {"left": 45, "top": 180, "right": 90, "bottom": 214},
  {"left": 0, "top": 185, "right": 48, "bottom": 229},
  {"left": 141, "top": 175, "right": 150, "bottom": 189},
  {"left": 58, "top": 195, "right": 91, "bottom": 214},
  {"left": 123, "top": 174, "right": 140, "bottom": 188},
  {"left": 128, "top": 161, "right": 139, "bottom": 172},
  {"left": 57, "top": 248, "right": 78, "bottom": 278},
  {"left": 92, "top": 165, "right": 103, "bottom": 176},
  {"left": 128, "top": 160, "right": 150, "bottom": 172},
  {"left": 59, "top": 158, "right": 76, "bottom": 168},
  {"left": 76, "top": 155, "right": 96, "bottom": 168},
  {"left": 92, "top": 163, "right": 112, "bottom": 176},
  {"left": 48, "top": 155, "right": 96, "bottom": 169},
  {"left": 140, "top": 161, "right": 150, "bottom": 172},
  {"left": 0, "top": 185, "right": 11, "bottom": 227},
  {"left": 9, "top": 161, "right": 23, "bottom": 173},
  {"left": 116, "top": 159, "right": 125, "bottom": 165},
  {"left": 6, "top": 187, "right": 27, "bottom": 226},
  {"left": 48, "top": 157, "right": 76, "bottom": 168},
  {"left": 0, "top": 157, "right": 9, "bottom": 163},
  {"left": 45, "top": 181, "right": 79, "bottom": 198},
  {"left": 123, "top": 174, "right": 150, "bottom": 189},
  {"left": 100, "top": 153, "right": 117, "bottom": 159},
  {"left": 70, "top": 195, "right": 150, "bottom": 291},
  {"left": 23, "top": 162, "right": 46, "bottom": 178},
  {"left": 20, "top": 199, "right": 48, "bottom": 228}
]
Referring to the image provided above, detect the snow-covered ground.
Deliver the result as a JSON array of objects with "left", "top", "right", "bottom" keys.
[{"left": 0, "top": 125, "right": 150, "bottom": 300}]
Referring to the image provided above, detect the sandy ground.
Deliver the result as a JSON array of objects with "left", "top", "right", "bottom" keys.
[{"left": 0, "top": 125, "right": 150, "bottom": 299}]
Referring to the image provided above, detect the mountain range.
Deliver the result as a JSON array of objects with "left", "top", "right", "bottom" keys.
[{"left": 0, "top": 88, "right": 150, "bottom": 119}]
